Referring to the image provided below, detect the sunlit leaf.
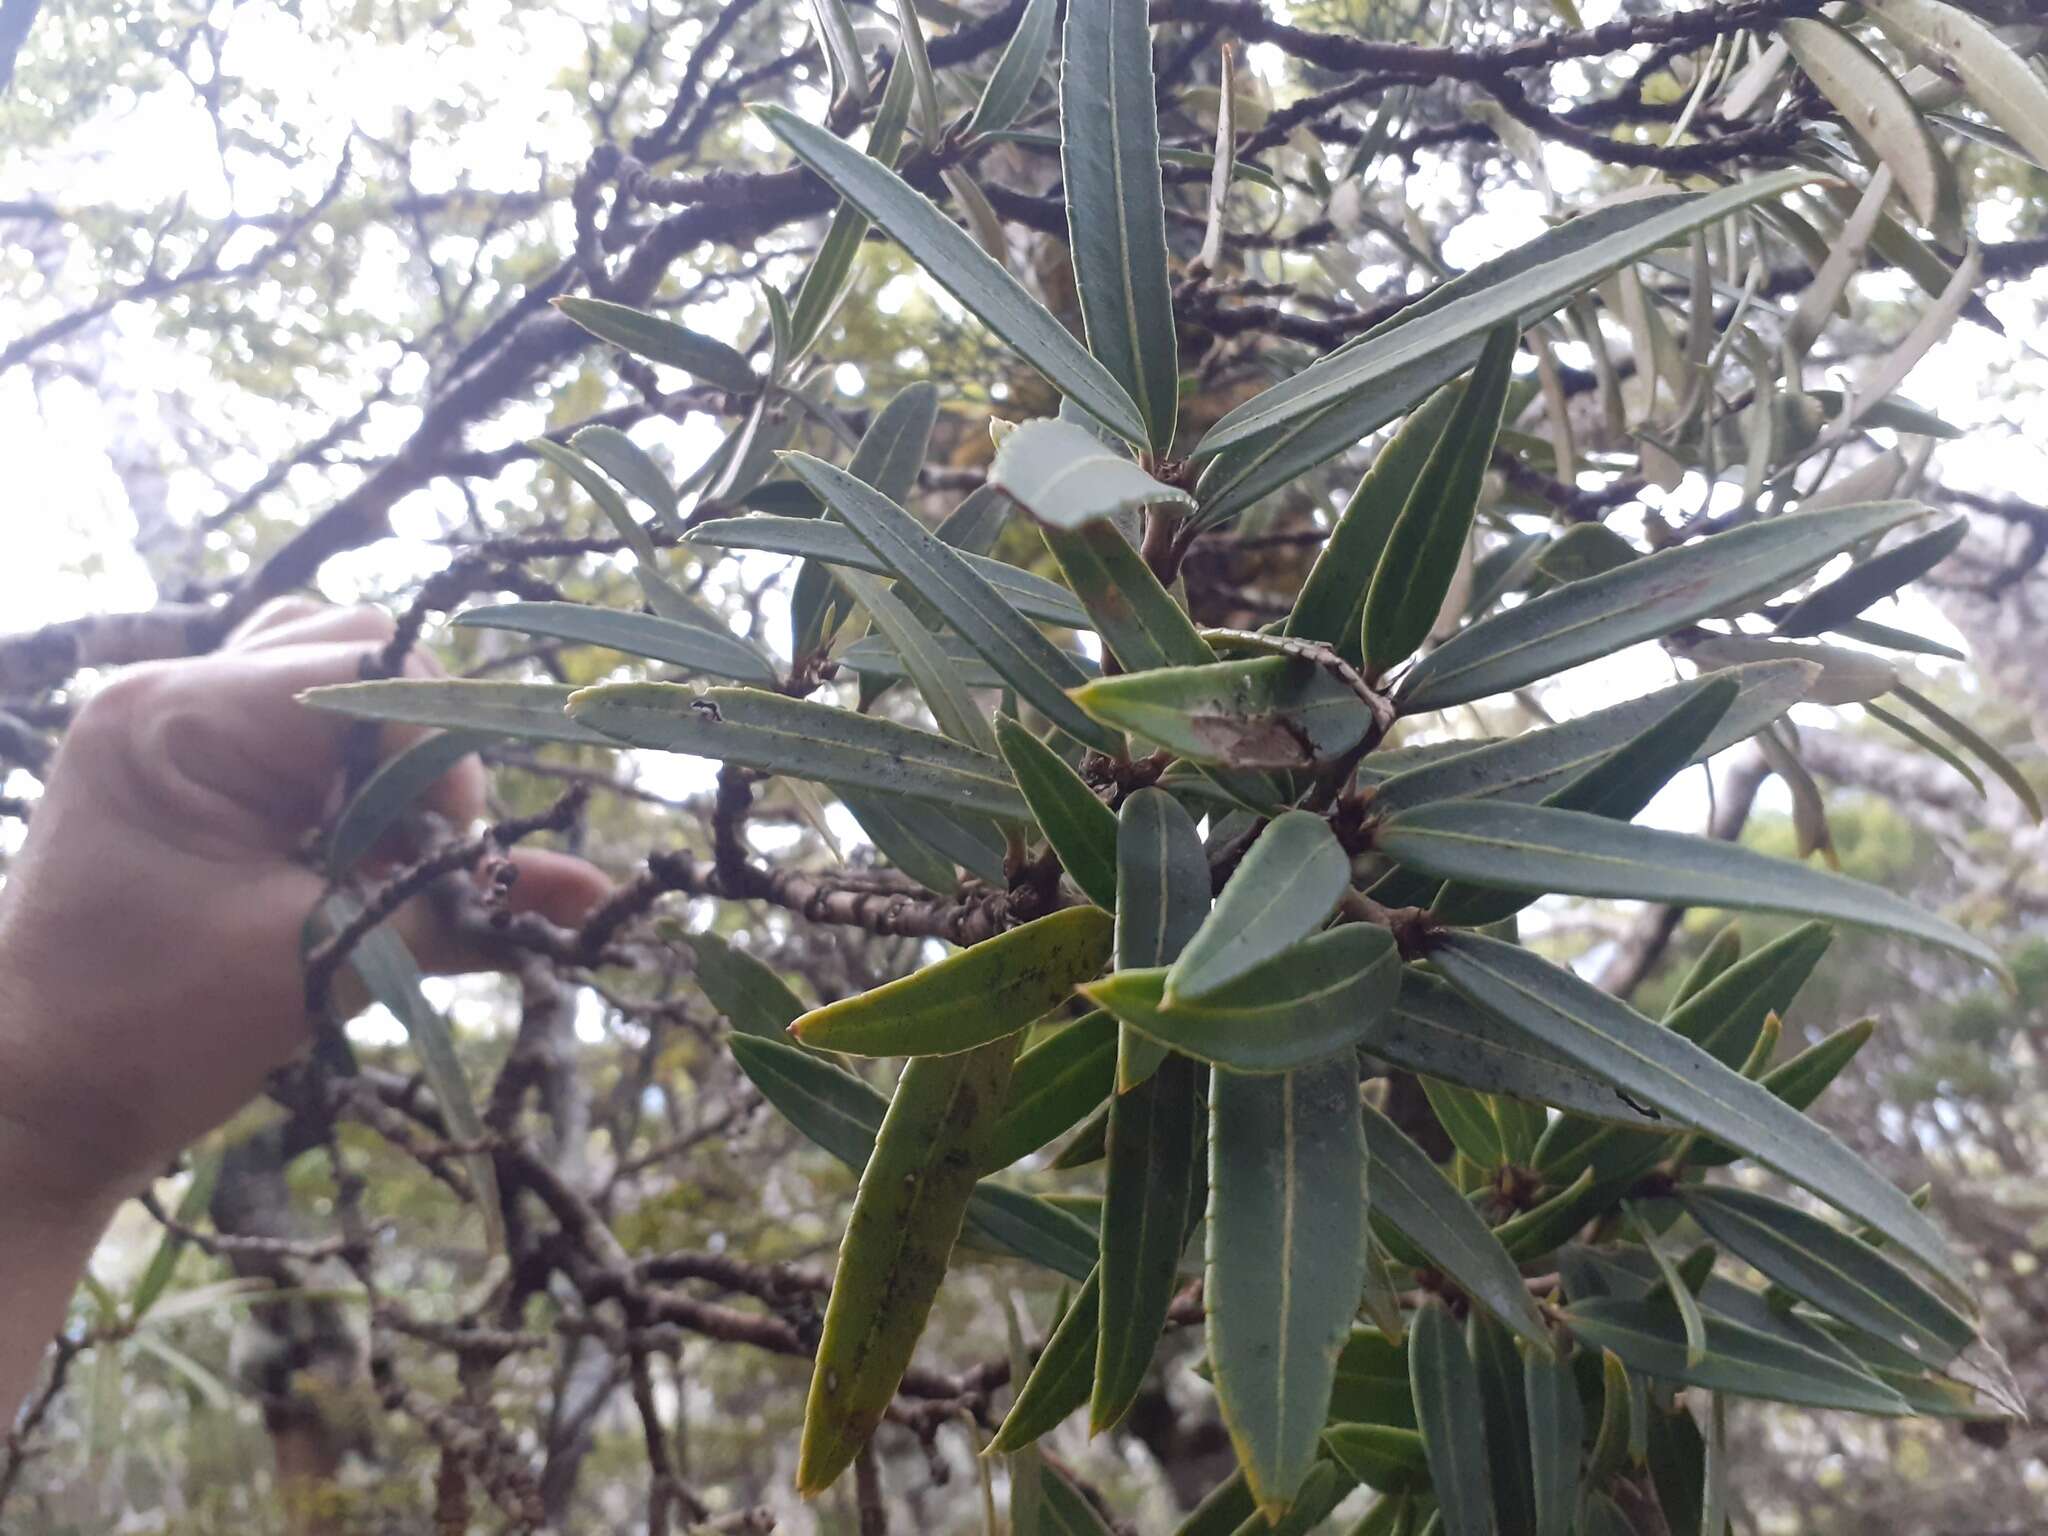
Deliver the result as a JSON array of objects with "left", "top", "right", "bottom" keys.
[
  {"left": 455, "top": 602, "right": 779, "bottom": 685},
  {"left": 554, "top": 296, "right": 757, "bottom": 393}
]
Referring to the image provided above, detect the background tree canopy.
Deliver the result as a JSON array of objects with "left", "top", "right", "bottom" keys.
[{"left": 3, "top": 0, "right": 2047, "bottom": 1532}]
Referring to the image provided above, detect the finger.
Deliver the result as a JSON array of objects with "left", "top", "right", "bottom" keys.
[
  {"left": 223, "top": 596, "right": 331, "bottom": 648},
  {"left": 231, "top": 603, "right": 397, "bottom": 655},
  {"left": 395, "top": 848, "right": 614, "bottom": 978}
]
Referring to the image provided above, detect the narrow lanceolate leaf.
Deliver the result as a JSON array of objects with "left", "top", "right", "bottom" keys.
[
  {"left": 1369, "top": 663, "right": 1812, "bottom": 817},
  {"left": 1207, "top": 1055, "right": 1368, "bottom": 1517},
  {"left": 1397, "top": 501, "right": 1929, "bottom": 712},
  {"left": 997, "top": 714, "right": 1119, "bottom": 908},
  {"left": 530, "top": 439, "right": 705, "bottom": 624},
  {"left": 790, "top": 907, "right": 1112, "bottom": 1056},
  {"left": 1094, "top": 1051, "right": 1202, "bottom": 1430},
  {"left": 1361, "top": 324, "right": 1519, "bottom": 678},
  {"left": 1868, "top": 0, "right": 2048, "bottom": 172},
  {"left": 301, "top": 680, "right": 613, "bottom": 746},
  {"left": 689, "top": 514, "right": 1091, "bottom": 629},
  {"left": 1562, "top": 1298, "right": 1911, "bottom": 1415},
  {"left": 567, "top": 683, "right": 1028, "bottom": 820},
  {"left": 1167, "top": 812, "right": 1350, "bottom": 1002},
  {"left": 991, "top": 417, "right": 1194, "bottom": 529},
  {"left": 839, "top": 789, "right": 965, "bottom": 892},
  {"left": 983, "top": 1011, "right": 1119, "bottom": 1172},
  {"left": 571, "top": 424, "right": 678, "bottom": 521},
  {"left": 783, "top": 453, "right": 1118, "bottom": 752},
  {"left": 554, "top": 296, "right": 757, "bottom": 393},
  {"left": 756, "top": 104, "right": 1148, "bottom": 443},
  {"left": 1041, "top": 518, "right": 1214, "bottom": 675},
  {"left": 327, "top": 728, "right": 498, "bottom": 874},
  {"left": 1891, "top": 682, "right": 2045, "bottom": 822},
  {"left": 684, "top": 932, "right": 804, "bottom": 1039},
  {"left": 1782, "top": 18, "right": 1956, "bottom": 231},
  {"left": 798, "top": 1036, "right": 1020, "bottom": 1493},
  {"left": 1408, "top": 1302, "right": 1496, "bottom": 1536},
  {"left": 1678, "top": 1186, "right": 1976, "bottom": 1368},
  {"left": 1321, "top": 1425, "right": 1429, "bottom": 1493},
  {"left": 787, "top": 53, "right": 915, "bottom": 359},
  {"left": 990, "top": 1269, "right": 1102, "bottom": 1451},
  {"left": 1072, "top": 656, "right": 1375, "bottom": 771},
  {"left": 454, "top": 602, "right": 779, "bottom": 686},
  {"left": 809, "top": 0, "right": 869, "bottom": 107},
  {"left": 1086, "top": 927, "right": 1401, "bottom": 1074},
  {"left": 966, "top": 0, "right": 1059, "bottom": 137},
  {"left": 1061, "top": 0, "right": 1178, "bottom": 450},
  {"left": 1375, "top": 800, "right": 2002, "bottom": 974},
  {"left": 1285, "top": 383, "right": 1463, "bottom": 656},
  {"left": 1363, "top": 972, "right": 1667, "bottom": 1128},
  {"left": 850, "top": 382, "right": 941, "bottom": 502},
  {"left": 1522, "top": 1343, "right": 1583, "bottom": 1536},
  {"left": 328, "top": 901, "right": 504, "bottom": 1256},
  {"left": 1358, "top": 1101, "right": 1551, "bottom": 1349},
  {"left": 1428, "top": 675, "right": 1739, "bottom": 928},
  {"left": 1773, "top": 516, "right": 1968, "bottom": 636},
  {"left": 1427, "top": 933, "right": 1966, "bottom": 1290},
  {"left": 836, "top": 568, "right": 996, "bottom": 753},
  {"left": 1194, "top": 170, "right": 1815, "bottom": 458},
  {"left": 1113, "top": 787, "right": 1211, "bottom": 1090}
]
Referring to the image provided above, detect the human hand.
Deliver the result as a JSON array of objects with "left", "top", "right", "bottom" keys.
[{"left": 0, "top": 600, "right": 611, "bottom": 1212}]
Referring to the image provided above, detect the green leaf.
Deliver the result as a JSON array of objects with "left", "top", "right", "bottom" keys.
[
  {"left": 685, "top": 931, "right": 806, "bottom": 1040},
  {"left": 1113, "top": 786, "right": 1211, "bottom": 1090},
  {"left": 1534, "top": 523, "right": 1638, "bottom": 584},
  {"left": 1085, "top": 926, "right": 1401, "bottom": 1074},
  {"left": 130, "top": 1146, "right": 223, "bottom": 1321},
  {"left": 787, "top": 53, "right": 917, "bottom": 359},
  {"left": 1207, "top": 1055, "right": 1369, "bottom": 1518},
  {"left": 1168, "top": 812, "right": 1350, "bottom": 1002},
  {"left": 1397, "top": 501, "right": 1929, "bottom": 712},
  {"left": 997, "top": 714, "right": 1119, "bottom": 908},
  {"left": 1869, "top": 0, "right": 2048, "bottom": 172},
  {"left": 1521, "top": 1341, "right": 1583, "bottom": 1536},
  {"left": 992, "top": 420, "right": 1194, "bottom": 532},
  {"left": 1194, "top": 170, "right": 1816, "bottom": 459},
  {"left": 1060, "top": 0, "right": 1179, "bottom": 450},
  {"left": 530, "top": 438, "right": 707, "bottom": 623},
  {"left": 1041, "top": 518, "right": 1213, "bottom": 674},
  {"left": 454, "top": 602, "right": 779, "bottom": 686},
  {"left": 959, "top": 1182, "right": 1098, "bottom": 1283},
  {"left": 1369, "top": 663, "right": 1812, "bottom": 817},
  {"left": 1561, "top": 1297, "right": 1911, "bottom": 1415},
  {"left": 1073, "top": 655, "right": 1375, "bottom": 771},
  {"left": 1095, "top": 1051, "right": 1203, "bottom": 1430},
  {"left": 727, "top": 1033, "right": 885, "bottom": 1170},
  {"left": 989, "top": 1269, "right": 1101, "bottom": 1451},
  {"left": 1426, "top": 933, "right": 1966, "bottom": 1290},
  {"left": 570, "top": 424, "right": 678, "bottom": 521},
  {"left": 1468, "top": 1313, "right": 1536, "bottom": 1535},
  {"left": 838, "top": 788, "right": 968, "bottom": 891},
  {"left": 691, "top": 514, "right": 1091, "bottom": 629},
  {"left": 841, "top": 629, "right": 1095, "bottom": 692},
  {"left": 1039, "top": 1461, "right": 1119, "bottom": 1535},
  {"left": 1328, "top": 1327, "right": 1416, "bottom": 1428},
  {"left": 836, "top": 567, "right": 997, "bottom": 753},
  {"left": 850, "top": 381, "right": 940, "bottom": 502},
  {"left": 1362, "top": 972, "right": 1666, "bottom": 1128},
  {"left": 1782, "top": 18, "right": 1957, "bottom": 232},
  {"left": 1664, "top": 919, "right": 1832, "bottom": 1070},
  {"left": 1375, "top": 801, "right": 2002, "bottom": 974},
  {"left": 326, "top": 728, "right": 498, "bottom": 875},
  {"left": 1428, "top": 675, "right": 1739, "bottom": 928},
  {"left": 1773, "top": 516, "right": 1968, "bottom": 637},
  {"left": 326, "top": 899, "right": 504, "bottom": 1256},
  {"left": 1669, "top": 924, "right": 1744, "bottom": 1014},
  {"left": 301, "top": 680, "right": 610, "bottom": 745},
  {"left": 1361, "top": 325, "right": 1519, "bottom": 678},
  {"left": 783, "top": 452, "right": 1118, "bottom": 752},
  {"left": 1418, "top": 1077, "right": 1505, "bottom": 1169},
  {"left": 1407, "top": 1301, "right": 1495, "bottom": 1536},
  {"left": 756, "top": 103, "right": 1148, "bottom": 443},
  {"left": 966, "top": 0, "right": 1058, "bottom": 137},
  {"left": 554, "top": 296, "right": 757, "bottom": 393},
  {"left": 791, "top": 907, "right": 1112, "bottom": 1056},
  {"left": 1891, "top": 682, "right": 2044, "bottom": 822},
  {"left": 1284, "top": 383, "right": 1462, "bottom": 658},
  {"left": 983, "top": 1011, "right": 1119, "bottom": 1172},
  {"left": 808, "top": 0, "right": 869, "bottom": 107},
  {"left": 1626, "top": 1203, "right": 1708, "bottom": 1369},
  {"left": 798, "top": 1035, "right": 1020, "bottom": 1493},
  {"left": 1321, "top": 1425, "right": 1429, "bottom": 1493},
  {"left": 1358, "top": 1099, "right": 1551, "bottom": 1349},
  {"left": 567, "top": 682, "right": 1027, "bottom": 819},
  {"left": 1678, "top": 1186, "right": 1976, "bottom": 1367}
]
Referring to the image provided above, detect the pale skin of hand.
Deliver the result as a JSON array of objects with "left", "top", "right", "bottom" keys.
[{"left": 0, "top": 601, "right": 611, "bottom": 1412}]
